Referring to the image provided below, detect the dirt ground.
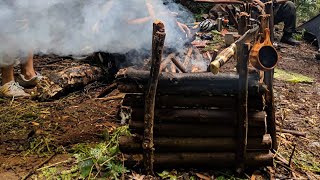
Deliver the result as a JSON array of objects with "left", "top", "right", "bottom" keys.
[{"left": 0, "top": 36, "right": 319, "bottom": 179}]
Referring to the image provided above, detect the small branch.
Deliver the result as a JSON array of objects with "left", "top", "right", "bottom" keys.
[
  {"left": 95, "top": 94, "right": 125, "bottom": 101},
  {"left": 171, "top": 56, "right": 188, "bottom": 73},
  {"left": 22, "top": 153, "right": 56, "bottom": 180},
  {"left": 276, "top": 127, "right": 306, "bottom": 137},
  {"left": 160, "top": 53, "right": 175, "bottom": 72},
  {"left": 288, "top": 144, "right": 296, "bottom": 167},
  {"left": 96, "top": 83, "right": 117, "bottom": 98}
]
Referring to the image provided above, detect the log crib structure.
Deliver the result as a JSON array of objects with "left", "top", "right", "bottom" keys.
[{"left": 116, "top": 1, "right": 278, "bottom": 175}]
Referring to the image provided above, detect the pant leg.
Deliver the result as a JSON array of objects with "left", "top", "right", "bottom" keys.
[{"left": 274, "top": 1, "right": 297, "bottom": 34}]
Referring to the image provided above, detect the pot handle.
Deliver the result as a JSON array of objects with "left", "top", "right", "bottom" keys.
[{"left": 263, "top": 28, "right": 272, "bottom": 45}]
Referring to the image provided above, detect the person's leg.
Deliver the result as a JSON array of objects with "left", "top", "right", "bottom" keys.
[
  {"left": 1, "top": 65, "right": 14, "bottom": 85},
  {"left": 274, "top": 1, "right": 300, "bottom": 45},
  {"left": 0, "top": 64, "right": 30, "bottom": 98},
  {"left": 16, "top": 51, "right": 42, "bottom": 88},
  {"left": 20, "top": 51, "right": 36, "bottom": 80}
]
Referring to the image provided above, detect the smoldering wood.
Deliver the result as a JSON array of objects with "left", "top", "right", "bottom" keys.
[
  {"left": 143, "top": 20, "right": 166, "bottom": 175},
  {"left": 122, "top": 93, "right": 265, "bottom": 110},
  {"left": 183, "top": 47, "right": 193, "bottom": 69},
  {"left": 160, "top": 53, "right": 175, "bottom": 72},
  {"left": 127, "top": 108, "right": 266, "bottom": 127},
  {"left": 171, "top": 56, "right": 187, "bottom": 73},
  {"left": 129, "top": 121, "right": 266, "bottom": 137},
  {"left": 119, "top": 136, "right": 272, "bottom": 153},
  {"left": 123, "top": 151, "right": 273, "bottom": 168},
  {"left": 116, "top": 68, "right": 263, "bottom": 96}
]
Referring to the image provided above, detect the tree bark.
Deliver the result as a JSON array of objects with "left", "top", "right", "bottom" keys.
[
  {"left": 119, "top": 135, "right": 272, "bottom": 153},
  {"left": 124, "top": 152, "right": 273, "bottom": 168},
  {"left": 122, "top": 92, "right": 265, "bottom": 110},
  {"left": 143, "top": 20, "right": 166, "bottom": 175}
]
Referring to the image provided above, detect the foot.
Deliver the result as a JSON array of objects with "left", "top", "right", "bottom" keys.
[
  {"left": 16, "top": 72, "right": 43, "bottom": 88},
  {"left": 280, "top": 36, "right": 301, "bottom": 46},
  {"left": 0, "top": 81, "right": 30, "bottom": 98}
]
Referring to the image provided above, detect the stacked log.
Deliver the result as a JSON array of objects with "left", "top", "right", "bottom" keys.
[{"left": 116, "top": 68, "right": 273, "bottom": 168}]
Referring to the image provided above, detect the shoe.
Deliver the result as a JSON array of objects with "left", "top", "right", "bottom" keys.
[
  {"left": 0, "top": 81, "right": 30, "bottom": 98},
  {"left": 280, "top": 35, "right": 301, "bottom": 46},
  {"left": 16, "top": 72, "right": 43, "bottom": 88}
]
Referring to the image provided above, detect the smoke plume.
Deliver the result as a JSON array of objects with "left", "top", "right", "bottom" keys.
[{"left": 0, "top": 0, "right": 193, "bottom": 66}]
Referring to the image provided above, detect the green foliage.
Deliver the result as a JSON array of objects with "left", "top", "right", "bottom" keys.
[
  {"left": 37, "top": 126, "right": 131, "bottom": 179},
  {"left": 158, "top": 170, "right": 178, "bottom": 180},
  {"left": 295, "top": 0, "right": 320, "bottom": 23}
]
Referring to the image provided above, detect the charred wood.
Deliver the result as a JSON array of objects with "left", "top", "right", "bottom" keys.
[
  {"left": 124, "top": 151, "right": 273, "bottom": 168},
  {"left": 116, "top": 68, "right": 264, "bottom": 96},
  {"left": 129, "top": 121, "right": 266, "bottom": 137},
  {"left": 119, "top": 135, "right": 272, "bottom": 153},
  {"left": 122, "top": 93, "right": 264, "bottom": 110},
  {"left": 126, "top": 108, "right": 266, "bottom": 127}
]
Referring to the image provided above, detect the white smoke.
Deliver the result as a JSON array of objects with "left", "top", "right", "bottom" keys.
[{"left": 0, "top": 0, "right": 193, "bottom": 66}]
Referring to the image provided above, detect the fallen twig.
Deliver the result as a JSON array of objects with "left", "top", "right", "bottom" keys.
[
  {"left": 288, "top": 143, "right": 296, "bottom": 167},
  {"left": 95, "top": 94, "right": 125, "bottom": 101},
  {"left": 276, "top": 127, "right": 306, "bottom": 137},
  {"left": 97, "top": 83, "right": 117, "bottom": 98},
  {"left": 22, "top": 153, "right": 56, "bottom": 180}
]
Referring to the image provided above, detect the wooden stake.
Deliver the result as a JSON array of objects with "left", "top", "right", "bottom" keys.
[
  {"left": 236, "top": 43, "right": 250, "bottom": 173},
  {"left": 143, "top": 20, "right": 166, "bottom": 175}
]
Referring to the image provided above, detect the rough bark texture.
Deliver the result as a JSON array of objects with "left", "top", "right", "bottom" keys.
[
  {"left": 122, "top": 93, "right": 265, "bottom": 110},
  {"left": 124, "top": 152, "right": 273, "bottom": 168},
  {"left": 116, "top": 68, "right": 264, "bottom": 96},
  {"left": 264, "top": 1, "right": 277, "bottom": 150},
  {"left": 119, "top": 135, "right": 272, "bottom": 153},
  {"left": 236, "top": 43, "right": 250, "bottom": 172},
  {"left": 143, "top": 20, "right": 166, "bottom": 175}
]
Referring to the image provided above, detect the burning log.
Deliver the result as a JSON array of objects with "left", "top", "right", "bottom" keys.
[
  {"left": 126, "top": 108, "right": 266, "bottom": 127},
  {"left": 143, "top": 20, "right": 166, "bottom": 175},
  {"left": 116, "top": 68, "right": 264, "bottom": 96},
  {"left": 160, "top": 53, "right": 175, "bottom": 72},
  {"left": 129, "top": 121, "right": 266, "bottom": 137},
  {"left": 119, "top": 135, "right": 272, "bottom": 153},
  {"left": 123, "top": 151, "right": 273, "bottom": 168},
  {"left": 171, "top": 56, "right": 188, "bottom": 73},
  {"left": 122, "top": 94, "right": 265, "bottom": 110},
  {"left": 183, "top": 47, "right": 193, "bottom": 69}
]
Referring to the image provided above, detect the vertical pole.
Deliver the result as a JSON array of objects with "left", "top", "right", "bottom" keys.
[
  {"left": 143, "top": 20, "right": 166, "bottom": 175},
  {"left": 236, "top": 43, "right": 250, "bottom": 173},
  {"left": 264, "top": 0, "right": 277, "bottom": 150}
]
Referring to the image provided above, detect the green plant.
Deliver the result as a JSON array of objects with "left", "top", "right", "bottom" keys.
[{"left": 37, "top": 126, "right": 131, "bottom": 179}]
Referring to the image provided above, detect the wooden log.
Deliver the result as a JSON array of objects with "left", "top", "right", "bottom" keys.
[
  {"left": 34, "top": 64, "right": 103, "bottom": 101},
  {"left": 183, "top": 47, "right": 193, "bottom": 69},
  {"left": 238, "top": 12, "right": 249, "bottom": 35},
  {"left": 160, "top": 53, "right": 175, "bottom": 72},
  {"left": 124, "top": 152, "right": 273, "bottom": 168},
  {"left": 264, "top": 0, "right": 277, "bottom": 150},
  {"left": 116, "top": 68, "right": 263, "bottom": 96},
  {"left": 122, "top": 94, "right": 265, "bottom": 110},
  {"left": 143, "top": 20, "right": 166, "bottom": 175},
  {"left": 126, "top": 108, "right": 266, "bottom": 127},
  {"left": 119, "top": 135, "right": 272, "bottom": 153},
  {"left": 171, "top": 56, "right": 187, "bottom": 73},
  {"left": 236, "top": 43, "right": 250, "bottom": 172},
  {"left": 129, "top": 121, "right": 266, "bottom": 137}
]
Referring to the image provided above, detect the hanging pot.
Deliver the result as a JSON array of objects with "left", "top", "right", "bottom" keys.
[{"left": 249, "top": 28, "right": 278, "bottom": 71}]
